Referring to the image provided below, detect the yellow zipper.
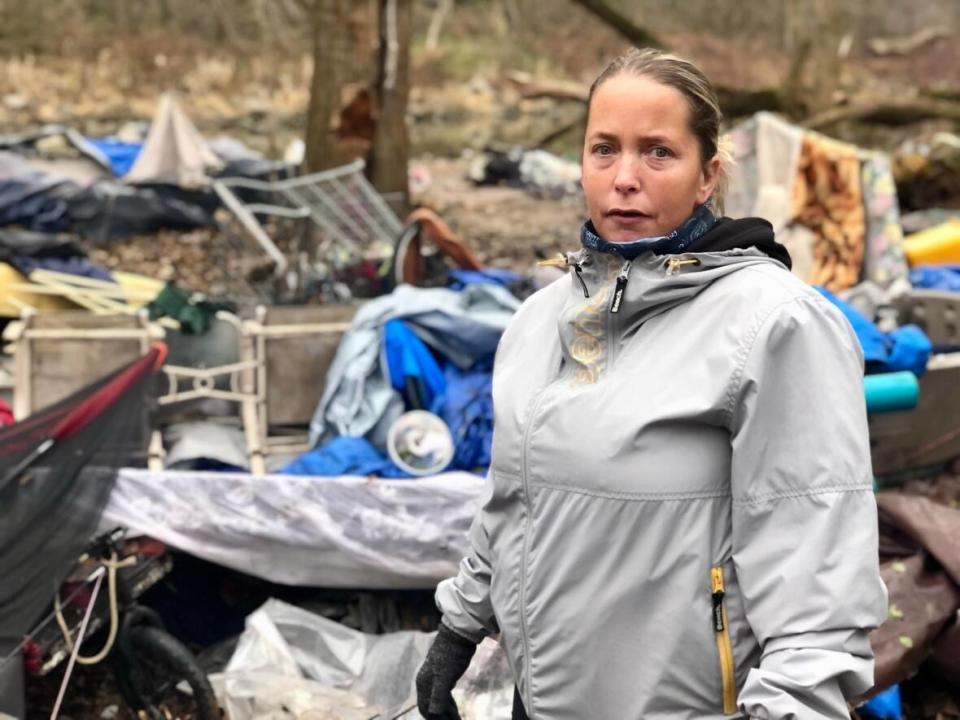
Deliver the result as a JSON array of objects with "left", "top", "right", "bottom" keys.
[{"left": 711, "top": 566, "right": 737, "bottom": 715}]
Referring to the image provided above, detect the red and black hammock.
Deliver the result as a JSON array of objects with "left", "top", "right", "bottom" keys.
[{"left": 0, "top": 343, "right": 166, "bottom": 642}]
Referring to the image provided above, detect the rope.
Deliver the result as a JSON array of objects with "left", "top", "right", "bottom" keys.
[
  {"left": 54, "top": 552, "right": 137, "bottom": 665},
  {"left": 0, "top": 578, "right": 94, "bottom": 670},
  {"left": 49, "top": 570, "right": 103, "bottom": 720}
]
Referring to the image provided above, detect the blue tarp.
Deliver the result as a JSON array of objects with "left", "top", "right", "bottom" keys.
[
  {"left": 817, "top": 287, "right": 932, "bottom": 376},
  {"left": 909, "top": 265, "right": 960, "bottom": 293},
  {"left": 9, "top": 255, "right": 113, "bottom": 282},
  {"left": 280, "top": 436, "right": 410, "bottom": 478},
  {"left": 431, "top": 362, "right": 494, "bottom": 471},
  {"left": 448, "top": 268, "right": 522, "bottom": 291},
  {"left": 859, "top": 684, "right": 901, "bottom": 719},
  {"left": 384, "top": 319, "right": 446, "bottom": 410},
  {"left": 86, "top": 138, "right": 143, "bottom": 177}
]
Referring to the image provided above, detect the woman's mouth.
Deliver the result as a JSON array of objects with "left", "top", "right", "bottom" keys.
[{"left": 607, "top": 209, "right": 651, "bottom": 219}]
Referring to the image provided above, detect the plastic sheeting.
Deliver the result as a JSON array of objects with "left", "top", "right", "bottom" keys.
[
  {"left": 909, "top": 264, "right": 960, "bottom": 292},
  {"left": 100, "top": 468, "right": 485, "bottom": 588},
  {"left": 210, "top": 599, "right": 513, "bottom": 720},
  {"left": 66, "top": 180, "right": 217, "bottom": 244},
  {"left": 0, "top": 151, "right": 77, "bottom": 232}
]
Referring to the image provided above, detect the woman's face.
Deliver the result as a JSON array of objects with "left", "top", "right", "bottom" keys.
[{"left": 581, "top": 74, "right": 719, "bottom": 242}]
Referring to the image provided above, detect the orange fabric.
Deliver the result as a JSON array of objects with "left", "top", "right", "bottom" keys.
[
  {"left": 402, "top": 208, "right": 484, "bottom": 286},
  {"left": 790, "top": 134, "right": 865, "bottom": 291}
]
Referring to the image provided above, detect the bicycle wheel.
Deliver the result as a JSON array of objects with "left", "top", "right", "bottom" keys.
[{"left": 120, "top": 624, "right": 220, "bottom": 720}]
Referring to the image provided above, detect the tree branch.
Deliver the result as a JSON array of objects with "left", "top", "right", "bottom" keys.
[{"left": 568, "top": 0, "right": 663, "bottom": 49}]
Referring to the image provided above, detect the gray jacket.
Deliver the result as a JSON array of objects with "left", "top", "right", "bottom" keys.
[{"left": 436, "top": 246, "right": 887, "bottom": 719}]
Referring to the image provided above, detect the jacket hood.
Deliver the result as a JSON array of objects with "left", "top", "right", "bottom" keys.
[
  {"left": 689, "top": 216, "right": 792, "bottom": 270},
  {"left": 555, "top": 248, "right": 783, "bottom": 383},
  {"left": 568, "top": 242, "right": 780, "bottom": 327}
]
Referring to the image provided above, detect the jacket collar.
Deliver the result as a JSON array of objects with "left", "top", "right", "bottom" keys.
[{"left": 556, "top": 246, "right": 782, "bottom": 383}]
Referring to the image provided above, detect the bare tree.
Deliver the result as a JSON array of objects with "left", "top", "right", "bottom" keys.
[
  {"left": 304, "top": 0, "right": 349, "bottom": 173},
  {"left": 367, "top": 0, "right": 412, "bottom": 208},
  {"left": 783, "top": 0, "right": 848, "bottom": 114}
]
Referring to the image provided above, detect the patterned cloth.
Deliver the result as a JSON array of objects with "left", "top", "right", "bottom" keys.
[
  {"left": 790, "top": 133, "right": 866, "bottom": 292},
  {"left": 860, "top": 152, "right": 909, "bottom": 288}
]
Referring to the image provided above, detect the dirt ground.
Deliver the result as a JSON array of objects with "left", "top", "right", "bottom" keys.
[{"left": 411, "top": 156, "right": 586, "bottom": 270}]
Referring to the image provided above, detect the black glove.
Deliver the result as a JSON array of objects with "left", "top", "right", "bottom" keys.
[{"left": 416, "top": 624, "right": 478, "bottom": 719}]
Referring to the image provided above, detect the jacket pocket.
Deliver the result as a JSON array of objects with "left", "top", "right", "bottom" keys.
[{"left": 711, "top": 565, "right": 737, "bottom": 715}]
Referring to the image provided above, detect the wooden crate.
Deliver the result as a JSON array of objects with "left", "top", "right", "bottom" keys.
[{"left": 244, "top": 304, "right": 356, "bottom": 456}]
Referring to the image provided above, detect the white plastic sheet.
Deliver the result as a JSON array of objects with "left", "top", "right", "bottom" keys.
[
  {"left": 210, "top": 599, "right": 513, "bottom": 720},
  {"left": 100, "top": 468, "right": 485, "bottom": 588}
]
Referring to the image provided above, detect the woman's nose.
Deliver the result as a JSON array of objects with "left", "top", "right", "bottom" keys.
[{"left": 613, "top": 156, "right": 640, "bottom": 194}]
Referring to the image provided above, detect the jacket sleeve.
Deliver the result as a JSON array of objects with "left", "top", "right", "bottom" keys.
[
  {"left": 728, "top": 294, "right": 887, "bottom": 720},
  {"left": 434, "top": 474, "right": 499, "bottom": 642}
]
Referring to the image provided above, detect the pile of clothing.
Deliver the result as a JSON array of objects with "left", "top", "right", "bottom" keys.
[{"left": 284, "top": 281, "right": 521, "bottom": 478}]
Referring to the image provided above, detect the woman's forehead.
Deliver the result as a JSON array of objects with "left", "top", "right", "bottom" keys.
[{"left": 586, "top": 74, "right": 692, "bottom": 139}]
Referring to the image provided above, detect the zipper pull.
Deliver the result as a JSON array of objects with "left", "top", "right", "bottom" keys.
[
  {"left": 572, "top": 262, "right": 590, "bottom": 298},
  {"left": 609, "top": 259, "right": 632, "bottom": 313},
  {"left": 666, "top": 257, "right": 701, "bottom": 275},
  {"left": 711, "top": 566, "right": 726, "bottom": 632}
]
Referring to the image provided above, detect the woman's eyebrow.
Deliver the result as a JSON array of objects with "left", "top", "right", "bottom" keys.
[
  {"left": 636, "top": 134, "right": 675, "bottom": 146},
  {"left": 587, "top": 131, "right": 677, "bottom": 145},
  {"left": 587, "top": 131, "right": 619, "bottom": 143}
]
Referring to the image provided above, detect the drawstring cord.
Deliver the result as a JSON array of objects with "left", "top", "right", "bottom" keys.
[
  {"left": 54, "top": 551, "right": 137, "bottom": 665},
  {"left": 538, "top": 252, "right": 702, "bottom": 308},
  {"left": 537, "top": 253, "right": 590, "bottom": 298}
]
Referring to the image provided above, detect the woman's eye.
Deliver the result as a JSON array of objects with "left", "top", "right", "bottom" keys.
[
  {"left": 651, "top": 146, "right": 672, "bottom": 159},
  {"left": 593, "top": 144, "right": 614, "bottom": 156}
]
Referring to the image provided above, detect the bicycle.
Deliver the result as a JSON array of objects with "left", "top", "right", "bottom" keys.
[{"left": 22, "top": 528, "right": 220, "bottom": 720}]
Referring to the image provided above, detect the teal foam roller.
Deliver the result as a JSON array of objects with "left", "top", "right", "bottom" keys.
[{"left": 865, "top": 372, "right": 919, "bottom": 414}]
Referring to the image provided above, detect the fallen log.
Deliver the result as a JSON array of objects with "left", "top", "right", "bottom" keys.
[
  {"left": 505, "top": 71, "right": 783, "bottom": 118},
  {"left": 804, "top": 97, "right": 960, "bottom": 130},
  {"left": 868, "top": 27, "right": 952, "bottom": 57}
]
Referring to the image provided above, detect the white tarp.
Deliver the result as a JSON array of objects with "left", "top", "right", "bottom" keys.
[
  {"left": 125, "top": 92, "right": 221, "bottom": 187},
  {"left": 100, "top": 468, "right": 485, "bottom": 588},
  {"left": 210, "top": 599, "right": 513, "bottom": 720}
]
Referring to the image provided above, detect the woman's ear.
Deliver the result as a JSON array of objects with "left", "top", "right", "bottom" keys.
[{"left": 696, "top": 155, "right": 721, "bottom": 205}]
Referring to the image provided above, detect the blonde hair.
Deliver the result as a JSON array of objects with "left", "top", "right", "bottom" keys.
[{"left": 588, "top": 48, "right": 732, "bottom": 214}]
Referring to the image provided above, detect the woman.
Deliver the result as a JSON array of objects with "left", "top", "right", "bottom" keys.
[{"left": 417, "top": 49, "right": 886, "bottom": 720}]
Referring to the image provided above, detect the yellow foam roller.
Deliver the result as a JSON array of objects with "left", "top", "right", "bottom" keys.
[{"left": 902, "top": 219, "right": 960, "bottom": 266}]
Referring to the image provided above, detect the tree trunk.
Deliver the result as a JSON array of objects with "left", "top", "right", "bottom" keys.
[
  {"left": 368, "top": 0, "right": 412, "bottom": 209},
  {"left": 304, "top": 0, "right": 349, "bottom": 173},
  {"left": 783, "top": 0, "right": 847, "bottom": 115},
  {"left": 568, "top": 0, "right": 663, "bottom": 49}
]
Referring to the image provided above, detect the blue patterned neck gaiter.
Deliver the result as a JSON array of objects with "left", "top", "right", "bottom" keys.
[{"left": 580, "top": 203, "right": 717, "bottom": 260}]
